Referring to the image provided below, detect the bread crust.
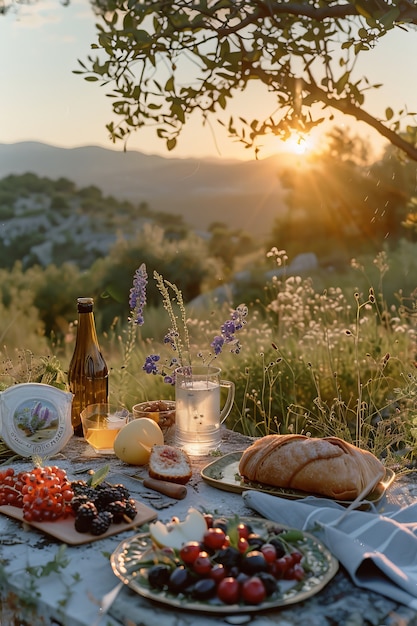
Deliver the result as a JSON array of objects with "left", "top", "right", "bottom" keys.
[{"left": 238, "top": 434, "right": 385, "bottom": 500}]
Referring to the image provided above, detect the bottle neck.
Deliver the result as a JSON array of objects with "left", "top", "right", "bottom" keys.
[{"left": 76, "top": 310, "right": 99, "bottom": 347}]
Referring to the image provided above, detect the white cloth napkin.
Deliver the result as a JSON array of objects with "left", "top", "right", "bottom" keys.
[{"left": 242, "top": 490, "right": 417, "bottom": 608}]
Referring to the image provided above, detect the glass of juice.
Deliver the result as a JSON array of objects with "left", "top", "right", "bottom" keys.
[{"left": 80, "top": 403, "right": 129, "bottom": 454}]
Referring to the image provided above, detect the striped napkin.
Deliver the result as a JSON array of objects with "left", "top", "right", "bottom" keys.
[{"left": 242, "top": 490, "right": 417, "bottom": 608}]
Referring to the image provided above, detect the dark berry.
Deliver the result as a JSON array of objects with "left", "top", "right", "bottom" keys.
[
  {"left": 167, "top": 567, "right": 193, "bottom": 593},
  {"left": 124, "top": 499, "right": 137, "bottom": 522},
  {"left": 95, "top": 487, "right": 123, "bottom": 509},
  {"left": 241, "top": 551, "right": 269, "bottom": 575},
  {"left": 269, "top": 537, "right": 286, "bottom": 558},
  {"left": 112, "top": 484, "right": 130, "bottom": 500},
  {"left": 148, "top": 564, "right": 171, "bottom": 590},
  {"left": 70, "top": 494, "right": 90, "bottom": 513},
  {"left": 94, "top": 481, "right": 113, "bottom": 491},
  {"left": 106, "top": 501, "right": 127, "bottom": 523},
  {"left": 191, "top": 578, "right": 217, "bottom": 600},
  {"left": 76, "top": 501, "right": 98, "bottom": 518},
  {"left": 90, "top": 511, "right": 113, "bottom": 535},
  {"left": 74, "top": 502, "right": 98, "bottom": 533},
  {"left": 71, "top": 479, "right": 88, "bottom": 494},
  {"left": 70, "top": 480, "right": 96, "bottom": 500},
  {"left": 247, "top": 534, "right": 265, "bottom": 550},
  {"left": 257, "top": 572, "right": 278, "bottom": 596},
  {"left": 213, "top": 546, "right": 241, "bottom": 570}
]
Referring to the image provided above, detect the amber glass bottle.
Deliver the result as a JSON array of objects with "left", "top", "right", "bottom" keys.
[{"left": 68, "top": 297, "right": 109, "bottom": 436}]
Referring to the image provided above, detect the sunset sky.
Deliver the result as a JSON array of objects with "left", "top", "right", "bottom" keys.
[{"left": 1, "top": 0, "right": 417, "bottom": 161}]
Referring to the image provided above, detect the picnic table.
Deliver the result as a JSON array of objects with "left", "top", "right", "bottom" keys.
[{"left": 1, "top": 428, "right": 417, "bottom": 626}]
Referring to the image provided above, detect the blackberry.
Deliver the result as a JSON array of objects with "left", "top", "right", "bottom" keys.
[
  {"left": 90, "top": 511, "right": 113, "bottom": 536},
  {"left": 112, "top": 484, "right": 130, "bottom": 500},
  {"left": 70, "top": 494, "right": 90, "bottom": 513},
  {"left": 106, "top": 500, "right": 127, "bottom": 524},
  {"left": 74, "top": 502, "right": 98, "bottom": 533},
  {"left": 124, "top": 499, "right": 137, "bottom": 522},
  {"left": 95, "top": 487, "right": 122, "bottom": 509},
  {"left": 71, "top": 479, "right": 89, "bottom": 495},
  {"left": 71, "top": 480, "right": 97, "bottom": 501},
  {"left": 94, "top": 481, "right": 113, "bottom": 491}
]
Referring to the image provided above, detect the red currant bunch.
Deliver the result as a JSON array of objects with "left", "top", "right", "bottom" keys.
[
  {"left": 0, "top": 465, "right": 75, "bottom": 522},
  {"left": 0, "top": 467, "right": 24, "bottom": 507}
]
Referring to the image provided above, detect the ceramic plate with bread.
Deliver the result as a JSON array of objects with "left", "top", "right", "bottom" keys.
[
  {"left": 201, "top": 434, "right": 392, "bottom": 505},
  {"left": 238, "top": 434, "right": 386, "bottom": 501}
]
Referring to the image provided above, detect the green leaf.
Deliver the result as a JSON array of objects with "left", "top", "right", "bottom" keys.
[
  {"left": 380, "top": 7, "right": 400, "bottom": 29},
  {"left": 225, "top": 514, "right": 240, "bottom": 548},
  {"left": 88, "top": 464, "right": 110, "bottom": 487},
  {"left": 123, "top": 13, "right": 134, "bottom": 31},
  {"left": 134, "top": 30, "right": 152, "bottom": 44},
  {"left": 335, "top": 72, "right": 349, "bottom": 95},
  {"left": 171, "top": 102, "right": 185, "bottom": 123},
  {"left": 165, "top": 76, "right": 175, "bottom": 92},
  {"left": 385, "top": 107, "right": 394, "bottom": 120},
  {"left": 167, "top": 138, "right": 177, "bottom": 150}
]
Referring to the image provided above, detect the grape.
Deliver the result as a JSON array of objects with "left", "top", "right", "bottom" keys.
[
  {"left": 191, "top": 578, "right": 217, "bottom": 600},
  {"left": 167, "top": 567, "right": 193, "bottom": 593},
  {"left": 147, "top": 564, "right": 172, "bottom": 590},
  {"left": 240, "top": 551, "right": 269, "bottom": 575}
]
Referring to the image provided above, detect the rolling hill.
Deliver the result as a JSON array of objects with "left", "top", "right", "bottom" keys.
[{"left": 0, "top": 142, "right": 289, "bottom": 236}]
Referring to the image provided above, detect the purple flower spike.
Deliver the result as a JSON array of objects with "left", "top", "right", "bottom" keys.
[
  {"left": 31, "top": 402, "right": 42, "bottom": 418},
  {"left": 213, "top": 304, "right": 248, "bottom": 356},
  {"left": 211, "top": 335, "right": 224, "bottom": 355},
  {"left": 39, "top": 406, "right": 52, "bottom": 427},
  {"left": 129, "top": 263, "right": 148, "bottom": 325},
  {"left": 143, "top": 354, "right": 160, "bottom": 374},
  {"left": 164, "top": 331, "right": 178, "bottom": 350}
]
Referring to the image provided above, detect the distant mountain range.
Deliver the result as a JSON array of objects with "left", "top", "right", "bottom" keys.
[{"left": 0, "top": 142, "right": 290, "bottom": 236}]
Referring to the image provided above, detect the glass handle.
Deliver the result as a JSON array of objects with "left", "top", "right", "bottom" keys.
[{"left": 219, "top": 380, "right": 235, "bottom": 424}]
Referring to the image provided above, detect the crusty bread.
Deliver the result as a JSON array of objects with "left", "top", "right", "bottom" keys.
[
  {"left": 238, "top": 434, "right": 385, "bottom": 500},
  {"left": 148, "top": 445, "right": 192, "bottom": 485}
]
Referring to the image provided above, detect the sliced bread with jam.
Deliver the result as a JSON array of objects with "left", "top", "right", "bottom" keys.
[{"left": 148, "top": 444, "right": 192, "bottom": 484}]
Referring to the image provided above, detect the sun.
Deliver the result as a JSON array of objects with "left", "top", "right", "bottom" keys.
[{"left": 286, "top": 134, "right": 314, "bottom": 155}]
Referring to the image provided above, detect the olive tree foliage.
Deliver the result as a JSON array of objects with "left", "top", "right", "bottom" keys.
[{"left": 70, "top": 0, "right": 417, "bottom": 160}]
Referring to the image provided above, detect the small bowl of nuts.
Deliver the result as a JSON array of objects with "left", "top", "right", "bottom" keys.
[{"left": 132, "top": 400, "right": 176, "bottom": 436}]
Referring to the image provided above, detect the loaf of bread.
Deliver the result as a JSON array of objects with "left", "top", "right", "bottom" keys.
[
  {"left": 238, "top": 434, "right": 385, "bottom": 500},
  {"left": 148, "top": 445, "right": 192, "bottom": 484}
]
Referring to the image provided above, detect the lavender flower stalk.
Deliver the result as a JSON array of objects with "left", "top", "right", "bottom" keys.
[
  {"left": 139, "top": 264, "right": 248, "bottom": 384},
  {"left": 211, "top": 304, "right": 248, "bottom": 356},
  {"left": 121, "top": 263, "right": 148, "bottom": 379}
]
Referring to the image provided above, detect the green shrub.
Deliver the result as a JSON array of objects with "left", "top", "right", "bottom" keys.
[{"left": 2, "top": 242, "right": 417, "bottom": 466}]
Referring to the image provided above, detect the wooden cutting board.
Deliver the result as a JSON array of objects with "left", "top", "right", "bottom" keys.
[{"left": 0, "top": 499, "right": 157, "bottom": 545}]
